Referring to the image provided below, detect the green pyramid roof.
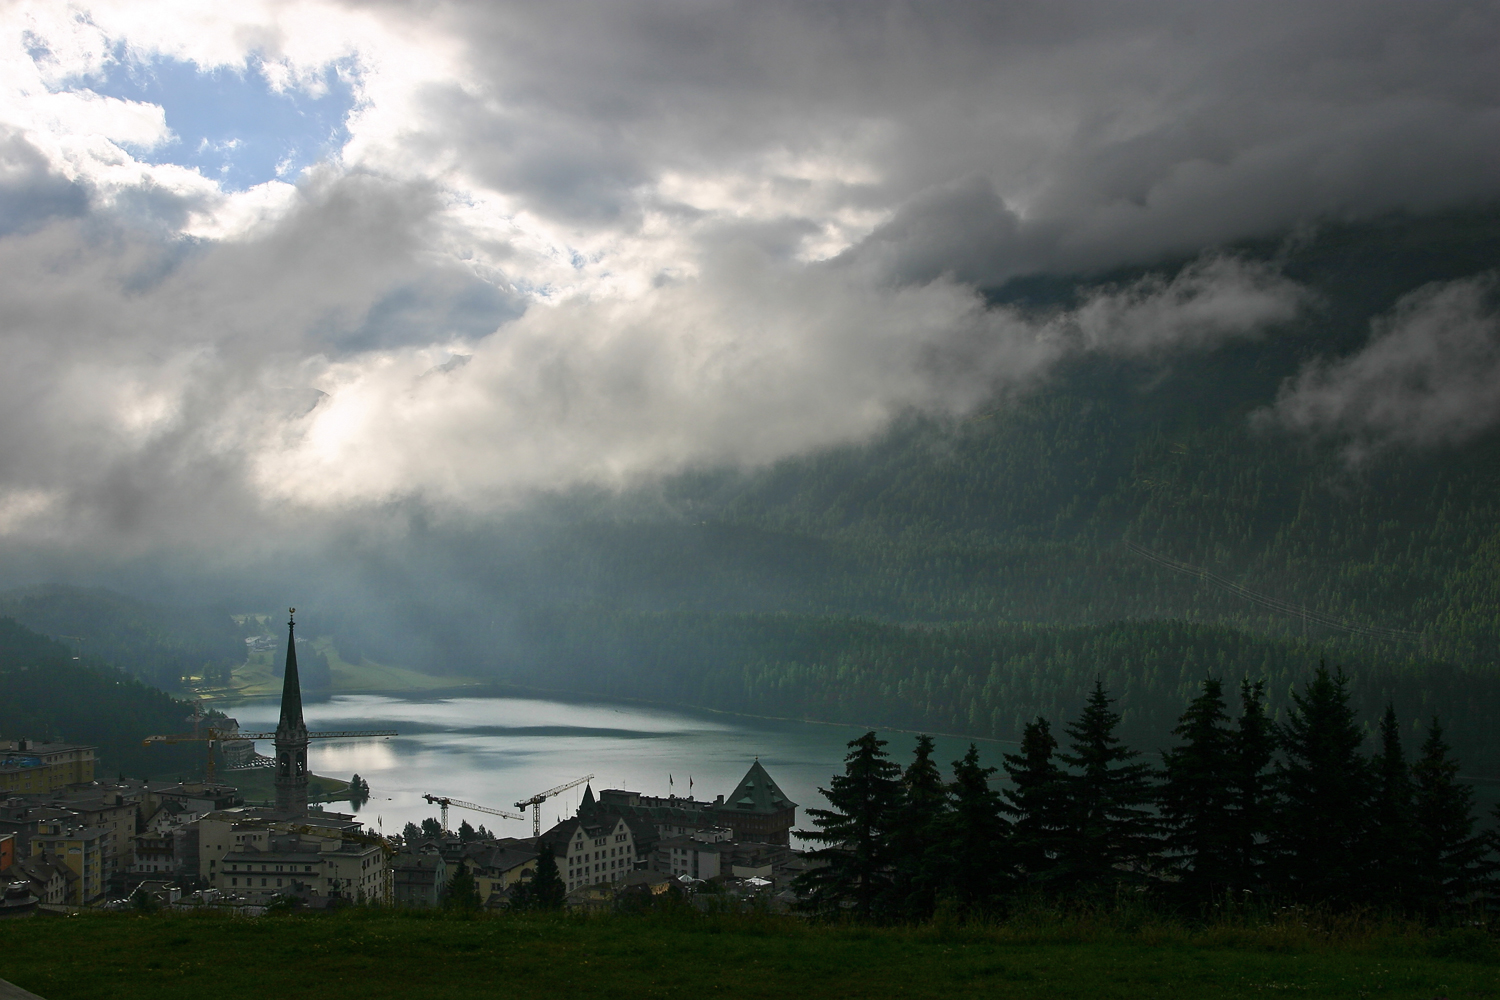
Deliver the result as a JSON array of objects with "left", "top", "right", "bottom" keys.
[{"left": 720, "top": 760, "right": 796, "bottom": 814}]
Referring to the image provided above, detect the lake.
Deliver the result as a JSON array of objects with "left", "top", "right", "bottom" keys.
[{"left": 227, "top": 692, "right": 1009, "bottom": 846}]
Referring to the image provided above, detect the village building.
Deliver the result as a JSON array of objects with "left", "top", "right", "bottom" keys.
[
  {"left": 46, "top": 785, "right": 140, "bottom": 880},
  {"left": 392, "top": 848, "right": 447, "bottom": 908},
  {"left": 196, "top": 806, "right": 360, "bottom": 882},
  {"left": 213, "top": 832, "right": 387, "bottom": 903},
  {"left": 714, "top": 760, "right": 797, "bottom": 846},
  {"left": 654, "top": 832, "right": 728, "bottom": 881},
  {"left": 0, "top": 741, "right": 96, "bottom": 794},
  {"left": 9, "top": 853, "right": 70, "bottom": 906},
  {"left": 30, "top": 819, "right": 107, "bottom": 903},
  {"left": 457, "top": 840, "right": 538, "bottom": 904},
  {"left": 588, "top": 761, "right": 798, "bottom": 851},
  {"left": 540, "top": 791, "right": 640, "bottom": 895}
]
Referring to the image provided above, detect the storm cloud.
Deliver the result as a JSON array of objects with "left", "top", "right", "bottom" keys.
[{"left": 0, "top": 0, "right": 1496, "bottom": 559}]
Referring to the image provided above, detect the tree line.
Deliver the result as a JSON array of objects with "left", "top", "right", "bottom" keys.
[{"left": 796, "top": 665, "right": 1497, "bottom": 922}]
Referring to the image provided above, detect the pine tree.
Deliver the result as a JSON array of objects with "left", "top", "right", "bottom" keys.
[
  {"left": 458, "top": 819, "right": 477, "bottom": 843},
  {"left": 420, "top": 817, "right": 443, "bottom": 840},
  {"left": 527, "top": 848, "right": 567, "bottom": 911},
  {"left": 1272, "top": 664, "right": 1372, "bottom": 904},
  {"left": 1002, "top": 716, "right": 1067, "bottom": 887},
  {"left": 1369, "top": 704, "right": 1417, "bottom": 909},
  {"left": 401, "top": 821, "right": 422, "bottom": 845},
  {"left": 1229, "top": 679, "right": 1275, "bottom": 892},
  {"left": 1411, "top": 717, "right": 1490, "bottom": 914},
  {"left": 794, "top": 731, "right": 905, "bottom": 920},
  {"left": 939, "top": 744, "right": 1011, "bottom": 912},
  {"left": 443, "top": 865, "right": 481, "bottom": 911},
  {"left": 1054, "top": 681, "right": 1159, "bottom": 892},
  {"left": 887, "top": 734, "right": 949, "bottom": 920},
  {"left": 1160, "top": 678, "right": 1237, "bottom": 897}
]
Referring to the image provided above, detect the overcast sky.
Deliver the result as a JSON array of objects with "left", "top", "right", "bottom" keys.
[{"left": 1, "top": 0, "right": 1498, "bottom": 574}]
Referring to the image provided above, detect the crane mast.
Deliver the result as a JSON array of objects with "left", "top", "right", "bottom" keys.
[
  {"left": 514, "top": 774, "right": 595, "bottom": 837},
  {"left": 142, "top": 728, "right": 397, "bottom": 783}
]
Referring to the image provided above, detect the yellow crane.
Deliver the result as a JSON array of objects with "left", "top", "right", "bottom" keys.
[
  {"left": 142, "top": 727, "right": 397, "bottom": 783},
  {"left": 515, "top": 774, "right": 594, "bottom": 837},
  {"left": 420, "top": 794, "right": 525, "bottom": 834}
]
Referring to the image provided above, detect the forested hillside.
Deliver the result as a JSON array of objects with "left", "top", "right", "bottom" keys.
[
  {"left": 502, "top": 611, "right": 1499, "bottom": 769},
  {"left": 0, "top": 617, "right": 201, "bottom": 776},
  {"left": 0, "top": 585, "right": 244, "bottom": 693}
]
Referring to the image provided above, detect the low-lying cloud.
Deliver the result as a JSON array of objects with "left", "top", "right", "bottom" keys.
[
  {"left": 258, "top": 252, "right": 1303, "bottom": 509},
  {"left": 1260, "top": 275, "right": 1500, "bottom": 460}
]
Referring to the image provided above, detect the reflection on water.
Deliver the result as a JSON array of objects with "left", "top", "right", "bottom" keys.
[{"left": 228, "top": 694, "right": 1005, "bottom": 846}]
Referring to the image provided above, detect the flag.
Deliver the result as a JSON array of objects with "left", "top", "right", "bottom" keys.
[{"left": 669, "top": 774, "right": 673, "bottom": 787}]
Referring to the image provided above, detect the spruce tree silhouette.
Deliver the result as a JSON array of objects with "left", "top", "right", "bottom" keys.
[
  {"left": 794, "top": 731, "right": 904, "bottom": 920},
  {"left": 443, "top": 865, "right": 481, "bottom": 911},
  {"left": 1230, "top": 679, "right": 1275, "bottom": 892},
  {"left": 888, "top": 734, "right": 948, "bottom": 921},
  {"left": 1055, "top": 680, "right": 1159, "bottom": 893},
  {"left": 1160, "top": 678, "right": 1238, "bottom": 898},
  {"left": 1370, "top": 704, "right": 1418, "bottom": 908},
  {"left": 528, "top": 848, "right": 567, "bottom": 911},
  {"left": 1003, "top": 716, "right": 1067, "bottom": 889},
  {"left": 941, "top": 744, "right": 1011, "bottom": 913},
  {"left": 1272, "top": 664, "right": 1372, "bottom": 904},
  {"left": 1412, "top": 717, "right": 1491, "bottom": 914}
]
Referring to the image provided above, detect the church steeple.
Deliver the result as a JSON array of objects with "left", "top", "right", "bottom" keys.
[
  {"left": 277, "top": 610, "right": 305, "bottom": 733},
  {"left": 274, "top": 607, "right": 310, "bottom": 816}
]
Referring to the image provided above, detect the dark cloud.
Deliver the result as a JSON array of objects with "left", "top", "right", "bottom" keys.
[
  {"left": 0, "top": 0, "right": 1496, "bottom": 570},
  {"left": 397, "top": 0, "right": 1500, "bottom": 275},
  {"left": 0, "top": 129, "right": 89, "bottom": 234}
]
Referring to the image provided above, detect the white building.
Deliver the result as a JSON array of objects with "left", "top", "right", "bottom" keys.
[{"left": 541, "top": 811, "right": 638, "bottom": 895}]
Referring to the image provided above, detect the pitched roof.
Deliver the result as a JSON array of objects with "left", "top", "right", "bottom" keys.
[
  {"left": 720, "top": 760, "right": 796, "bottom": 814},
  {"left": 539, "top": 814, "right": 625, "bottom": 855}
]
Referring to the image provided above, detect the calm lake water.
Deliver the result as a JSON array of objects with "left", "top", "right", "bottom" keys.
[{"left": 228, "top": 693, "right": 1008, "bottom": 846}]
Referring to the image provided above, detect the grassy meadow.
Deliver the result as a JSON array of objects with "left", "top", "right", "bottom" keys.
[
  {"left": 197, "top": 635, "right": 481, "bottom": 703},
  {"left": 2, "top": 908, "right": 1497, "bottom": 1000}
]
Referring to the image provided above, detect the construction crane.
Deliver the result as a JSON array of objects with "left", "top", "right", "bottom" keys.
[
  {"left": 142, "top": 728, "right": 398, "bottom": 783},
  {"left": 515, "top": 774, "right": 594, "bottom": 837},
  {"left": 421, "top": 794, "right": 525, "bottom": 833}
]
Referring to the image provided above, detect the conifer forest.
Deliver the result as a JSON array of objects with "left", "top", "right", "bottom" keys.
[{"left": 797, "top": 667, "right": 1500, "bottom": 921}]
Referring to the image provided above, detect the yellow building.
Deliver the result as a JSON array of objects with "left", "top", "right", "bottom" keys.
[
  {"left": 31, "top": 821, "right": 108, "bottom": 904},
  {"left": 0, "top": 740, "right": 96, "bottom": 794}
]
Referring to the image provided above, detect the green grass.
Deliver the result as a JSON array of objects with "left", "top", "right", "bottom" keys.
[
  {"left": 2, "top": 909, "right": 1496, "bottom": 999},
  {"left": 224, "top": 767, "right": 352, "bottom": 806}
]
